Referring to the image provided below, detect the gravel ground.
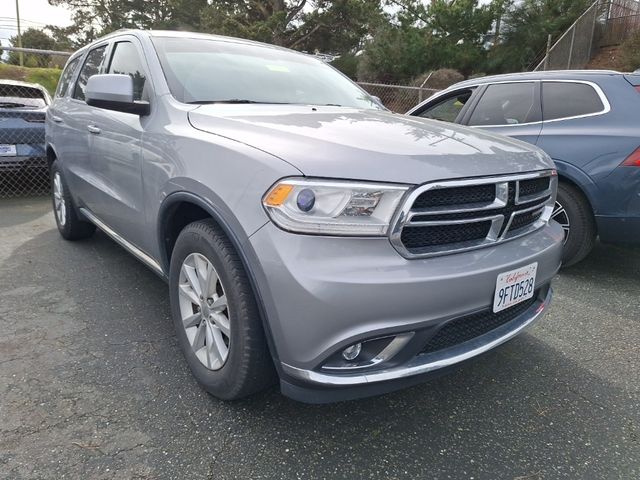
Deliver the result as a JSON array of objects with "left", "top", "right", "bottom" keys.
[{"left": 1, "top": 197, "right": 638, "bottom": 480}]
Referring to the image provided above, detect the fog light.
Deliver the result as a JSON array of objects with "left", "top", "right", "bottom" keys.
[{"left": 342, "top": 343, "right": 362, "bottom": 361}]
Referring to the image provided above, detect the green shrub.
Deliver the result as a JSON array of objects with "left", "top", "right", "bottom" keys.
[
  {"left": 620, "top": 31, "right": 640, "bottom": 71},
  {"left": 0, "top": 63, "right": 62, "bottom": 95}
]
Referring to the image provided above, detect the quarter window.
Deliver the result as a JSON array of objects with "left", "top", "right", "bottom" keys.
[
  {"left": 542, "top": 82, "right": 605, "bottom": 121},
  {"left": 418, "top": 90, "right": 473, "bottom": 123},
  {"left": 469, "top": 82, "right": 538, "bottom": 126},
  {"left": 55, "top": 56, "right": 80, "bottom": 98},
  {"left": 73, "top": 45, "right": 107, "bottom": 101},
  {"left": 107, "top": 41, "right": 147, "bottom": 101}
]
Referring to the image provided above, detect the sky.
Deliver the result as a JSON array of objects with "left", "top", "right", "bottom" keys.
[{"left": 1, "top": 0, "right": 72, "bottom": 46}]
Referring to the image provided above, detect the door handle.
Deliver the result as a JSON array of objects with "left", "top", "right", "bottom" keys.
[
  {"left": 51, "top": 115, "right": 63, "bottom": 124},
  {"left": 87, "top": 125, "right": 101, "bottom": 134}
]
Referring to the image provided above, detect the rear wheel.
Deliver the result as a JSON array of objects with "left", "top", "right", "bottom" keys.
[
  {"left": 169, "top": 219, "right": 275, "bottom": 400},
  {"left": 50, "top": 161, "right": 96, "bottom": 240},
  {"left": 553, "top": 182, "right": 596, "bottom": 267}
]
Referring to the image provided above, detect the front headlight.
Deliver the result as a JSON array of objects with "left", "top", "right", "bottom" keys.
[{"left": 262, "top": 178, "right": 410, "bottom": 235}]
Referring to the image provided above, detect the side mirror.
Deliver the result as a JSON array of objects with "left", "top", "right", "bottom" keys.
[{"left": 85, "top": 74, "right": 150, "bottom": 116}]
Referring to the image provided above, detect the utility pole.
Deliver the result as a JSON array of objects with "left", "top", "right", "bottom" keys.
[{"left": 15, "top": 0, "right": 23, "bottom": 66}]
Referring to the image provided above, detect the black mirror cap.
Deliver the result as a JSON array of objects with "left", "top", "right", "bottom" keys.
[{"left": 86, "top": 98, "right": 150, "bottom": 116}]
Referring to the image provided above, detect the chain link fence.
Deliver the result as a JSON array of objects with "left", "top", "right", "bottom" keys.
[
  {"left": 535, "top": 0, "right": 640, "bottom": 71},
  {"left": 0, "top": 80, "right": 51, "bottom": 198},
  {"left": 535, "top": 0, "right": 607, "bottom": 71},
  {"left": 357, "top": 82, "right": 439, "bottom": 113}
]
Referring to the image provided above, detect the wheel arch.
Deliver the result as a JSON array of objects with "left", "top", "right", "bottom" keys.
[
  {"left": 553, "top": 159, "right": 599, "bottom": 217},
  {"left": 46, "top": 144, "right": 57, "bottom": 170},
  {"left": 157, "top": 192, "right": 282, "bottom": 369}
]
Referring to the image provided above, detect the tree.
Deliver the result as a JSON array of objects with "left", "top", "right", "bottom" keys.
[
  {"left": 358, "top": 0, "right": 493, "bottom": 82},
  {"left": 201, "top": 0, "right": 384, "bottom": 53},
  {"left": 49, "top": 0, "right": 384, "bottom": 55},
  {"left": 48, "top": 0, "right": 185, "bottom": 43},
  {"left": 8, "top": 28, "right": 57, "bottom": 67}
]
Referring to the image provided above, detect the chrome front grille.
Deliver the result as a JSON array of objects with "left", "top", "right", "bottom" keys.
[{"left": 390, "top": 171, "right": 557, "bottom": 258}]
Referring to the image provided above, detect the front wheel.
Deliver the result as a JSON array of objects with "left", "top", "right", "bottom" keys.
[
  {"left": 169, "top": 219, "right": 275, "bottom": 400},
  {"left": 552, "top": 182, "right": 596, "bottom": 267}
]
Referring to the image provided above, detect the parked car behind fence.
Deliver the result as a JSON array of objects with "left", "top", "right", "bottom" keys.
[{"left": 0, "top": 80, "right": 51, "bottom": 197}]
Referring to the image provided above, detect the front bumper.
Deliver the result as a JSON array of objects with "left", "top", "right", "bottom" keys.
[
  {"left": 248, "top": 221, "right": 563, "bottom": 401},
  {"left": 280, "top": 286, "right": 551, "bottom": 403}
]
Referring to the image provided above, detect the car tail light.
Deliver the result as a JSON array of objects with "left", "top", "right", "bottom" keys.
[
  {"left": 622, "top": 146, "right": 640, "bottom": 167},
  {"left": 636, "top": 86, "right": 640, "bottom": 94}
]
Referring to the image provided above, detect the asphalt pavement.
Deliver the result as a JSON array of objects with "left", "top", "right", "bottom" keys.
[{"left": 1, "top": 197, "right": 638, "bottom": 479}]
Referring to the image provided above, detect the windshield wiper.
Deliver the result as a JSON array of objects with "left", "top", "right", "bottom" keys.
[
  {"left": 187, "top": 99, "right": 290, "bottom": 105},
  {"left": 0, "top": 102, "right": 29, "bottom": 108}
]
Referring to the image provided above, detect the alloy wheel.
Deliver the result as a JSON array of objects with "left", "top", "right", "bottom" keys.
[
  {"left": 551, "top": 201, "right": 570, "bottom": 245},
  {"left": 53, "top": 172, "right": 66, "bottom": 227},
  {"left": 178, "top": 253, "right": 230, "bottom": 370}
]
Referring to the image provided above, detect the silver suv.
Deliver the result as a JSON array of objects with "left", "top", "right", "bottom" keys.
[{"left": 46, "top": 30, "right": 563, "bottom": 403}]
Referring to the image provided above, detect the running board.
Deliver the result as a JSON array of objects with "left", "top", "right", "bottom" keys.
[{"left": 79, "top": 207, "right": 165, "bottom": 278}]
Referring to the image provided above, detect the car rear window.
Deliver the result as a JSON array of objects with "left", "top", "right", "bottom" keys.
[
  {"left": 0, "top": 84, "right": 47, "bottom": 108},
  {"left": 542, "top": 82, "right": 605, "bottom": 121}
]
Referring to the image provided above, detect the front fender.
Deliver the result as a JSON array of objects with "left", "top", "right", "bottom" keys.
[
  {"left": 553, "top": 159, "right": 600, "bottom": 213},
  {"left": 156, "top": 189, "right": 284, "bottom": 373}
]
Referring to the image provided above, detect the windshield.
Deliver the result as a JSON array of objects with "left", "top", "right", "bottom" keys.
[
  {"left": 0, "top": 84, "right": 47, "bottom": 109},
  {"left": 152, "top": 36, "right": 380, "bottom": 109}
]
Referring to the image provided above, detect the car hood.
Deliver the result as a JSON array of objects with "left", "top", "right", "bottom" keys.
[{"left": 188, "top": 105, "right": 552, "bottom": 184}]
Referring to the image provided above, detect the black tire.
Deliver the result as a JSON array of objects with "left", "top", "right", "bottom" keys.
[
  {"left": 556, "top": 182, "right": 596, "bottom": 267},
  {"left": 50, "top": 161, "right": 96, "bottom": 240},
  {"left": 169, "top": 219, "right": 275, "bottom": 400}
]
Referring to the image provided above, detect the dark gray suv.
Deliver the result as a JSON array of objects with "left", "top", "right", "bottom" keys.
[{"left": 45, "top": 30, "right": 563, "bottom": 403}]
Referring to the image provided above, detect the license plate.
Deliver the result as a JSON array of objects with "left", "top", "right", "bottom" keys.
[
  {"left": 493, "top": 262, "right": 538, "bottom": 313},
  {"left": 0, "top": 144, "right": 17, "bottom": 157}
]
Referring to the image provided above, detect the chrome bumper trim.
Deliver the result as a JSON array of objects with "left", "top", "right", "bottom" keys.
[{"left": 281, "top": 288, "right": 552, "bottom": 386}]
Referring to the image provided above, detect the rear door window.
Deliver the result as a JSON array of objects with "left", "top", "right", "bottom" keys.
[
  {"left": 73, "top": 45, "right": 108, "bottom": 101},
  {"left": 469, "top": 82, "right": 538, "bottom": 126},
  {"left": 417, "top": 89, "right": 474, "bottom": 123},
  {"left": 55, "top": 56, "right": 81, "bottom": 98},
  {"left": 107, "top": 41, "right": 148, "bottom": 101},
  {"left": 542, "top": 82, "right": 605, "bottom": 121}
]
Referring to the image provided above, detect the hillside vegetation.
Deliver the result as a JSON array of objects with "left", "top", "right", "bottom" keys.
[{"left": 0, "top": 64, "right": 62, "bottom": 95}]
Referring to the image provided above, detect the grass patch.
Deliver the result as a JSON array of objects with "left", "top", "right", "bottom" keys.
[{"left": 0, "top": 63, "right": 62, "bottom": 95}]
